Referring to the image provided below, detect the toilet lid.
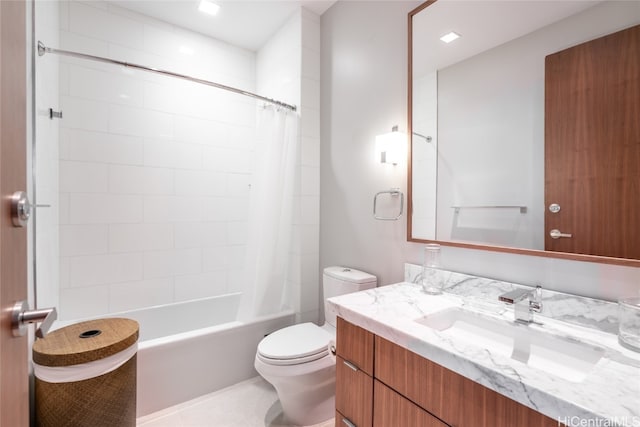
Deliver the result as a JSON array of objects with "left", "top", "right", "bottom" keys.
[{"left": 258, "top": 323, "right": 332, "bottom": 362}]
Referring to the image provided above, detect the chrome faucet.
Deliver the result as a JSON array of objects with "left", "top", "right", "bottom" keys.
[{"left": 498, "top": 285, "right": 543, "bottom": 324}]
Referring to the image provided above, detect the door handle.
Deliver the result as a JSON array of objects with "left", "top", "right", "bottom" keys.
[
  {"left": 11, "top": 300, "right": 57, "bottom": 338},
  {"left": 549, "top": 229, "right": 572, "bottom": 239}
]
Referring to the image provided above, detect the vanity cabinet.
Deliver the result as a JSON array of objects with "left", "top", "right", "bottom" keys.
[
  {"left": 336, "top": 317, "right": 564, "bottom": 427},
  {"left": 335, "top": 317, "right": 374, "bottom": 427}
]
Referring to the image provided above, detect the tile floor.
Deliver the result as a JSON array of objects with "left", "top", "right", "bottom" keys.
[{"left": 136, "top": 377, "right": 335, "bottom": 427}]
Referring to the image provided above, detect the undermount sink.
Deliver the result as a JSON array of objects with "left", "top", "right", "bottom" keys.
[{"left": 415, "top": 308, "right": 605, "bottom": 382}]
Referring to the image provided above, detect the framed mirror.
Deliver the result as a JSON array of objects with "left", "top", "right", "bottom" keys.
[{"left": 408, "top": 0, "right": 640, "bottom": 266}]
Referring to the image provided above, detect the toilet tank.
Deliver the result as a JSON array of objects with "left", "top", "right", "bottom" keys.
[{"left": 323, "top": 266, "right": 377, "bottom": 328}]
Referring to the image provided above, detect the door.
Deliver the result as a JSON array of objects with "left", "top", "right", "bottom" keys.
[
  {"left": 0, "top": 0, "right": 29, "bottom": 425},
  {"left": 545, "top": 25, "right": 640, "bottom": 259}
]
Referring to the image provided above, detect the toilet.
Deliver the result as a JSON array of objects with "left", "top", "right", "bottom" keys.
[{"left": 254, "top": 266, "right": 377, "bottom": 426}]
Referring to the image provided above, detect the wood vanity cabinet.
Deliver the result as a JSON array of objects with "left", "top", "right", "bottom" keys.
[
  {"left": 335, "top": 317, "right": 374, "bottom": 427},
  {"left": 336, "top": 317, "right": 564, "bottom": 427}
]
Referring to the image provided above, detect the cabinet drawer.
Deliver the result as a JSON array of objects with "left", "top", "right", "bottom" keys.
[
  {"left": 335, "top": 356, "right": 373, "bottom": 427},
  {"left": 336, "top": 317, "right": 374, "bottom": 375},
  {"left": 375, "top": 336, "right": 562, "bottom": 427},
  {"left": 373, "top": 380, "right": 450, "bottom": 427}
]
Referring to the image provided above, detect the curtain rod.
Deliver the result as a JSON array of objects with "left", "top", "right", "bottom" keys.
[{"left": 37, "top": 41, "right": 297, "bottom": 112}]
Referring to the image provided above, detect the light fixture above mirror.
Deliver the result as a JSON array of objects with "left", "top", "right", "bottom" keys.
[{"left": 376, "top": 126, "right": 406, "bottom": 166}]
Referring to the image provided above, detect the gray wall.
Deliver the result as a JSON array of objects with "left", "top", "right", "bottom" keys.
[{"left": 320, "top": 1, "right": 640, "bottom": 302}]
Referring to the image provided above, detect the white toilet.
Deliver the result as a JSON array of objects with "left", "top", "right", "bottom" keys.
[{"left": 254, "top": 266, "right": 377, "bottom": 426}]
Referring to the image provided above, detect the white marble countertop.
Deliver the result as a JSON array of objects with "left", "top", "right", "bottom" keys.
[{"left": 327, "top": 266, "right": 640, "bottom": 427}]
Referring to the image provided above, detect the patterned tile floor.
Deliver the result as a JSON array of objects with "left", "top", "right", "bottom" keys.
[{"left": 136, "top": 377, "right": 335, "bottom": 427}]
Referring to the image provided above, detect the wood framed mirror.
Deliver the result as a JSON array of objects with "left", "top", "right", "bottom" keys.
[{"left": 407, "top": 0, "right": 640, "bottom": 267}]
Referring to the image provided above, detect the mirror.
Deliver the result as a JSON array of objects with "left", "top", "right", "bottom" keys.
[{"left": 408, "top": 0, "right": 640, "bottom": 266}]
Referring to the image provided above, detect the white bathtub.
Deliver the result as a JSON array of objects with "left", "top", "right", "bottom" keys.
[{"left": 52, "top": 293, "right": 295, "bottom": 417}]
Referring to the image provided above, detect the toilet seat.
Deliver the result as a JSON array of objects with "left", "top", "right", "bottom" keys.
[{"left": 257, "top": 323, "right": 332, "bottom": 366}]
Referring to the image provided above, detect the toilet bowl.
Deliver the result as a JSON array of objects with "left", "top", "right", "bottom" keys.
[{"left": 254, "top": 266, "right": 376, "bottom": 426}]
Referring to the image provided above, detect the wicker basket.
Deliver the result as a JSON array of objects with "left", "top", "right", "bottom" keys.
[{"left": 32, "top": 318, "right": 139, "bottom": 427}]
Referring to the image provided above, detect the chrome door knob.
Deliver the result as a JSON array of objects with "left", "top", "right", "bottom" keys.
[
  {"left": 10, "top": 191, "right": 51, "bottom": 228},
  {"left": 11, "top": 191, "right": 31, "bottom": 227},
  {"left": 549, "top": 229, "right": 572, "bottom": 239}
]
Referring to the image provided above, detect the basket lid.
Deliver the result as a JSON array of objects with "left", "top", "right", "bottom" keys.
[{"left": 32, "top": 318, "right": 139, "bottom": 367}]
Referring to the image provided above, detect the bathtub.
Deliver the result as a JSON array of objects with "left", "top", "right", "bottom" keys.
[{"left": 52, "top": 293, "right": 295, "bottom": 417}]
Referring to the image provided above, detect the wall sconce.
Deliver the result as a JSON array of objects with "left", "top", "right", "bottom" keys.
[{"left": 375, "top": 125, "right": 406, "bottom": 165}]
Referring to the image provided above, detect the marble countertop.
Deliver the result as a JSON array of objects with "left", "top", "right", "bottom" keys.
[{"left": 327, "top": 266, "right": 640, "bottom": 427}]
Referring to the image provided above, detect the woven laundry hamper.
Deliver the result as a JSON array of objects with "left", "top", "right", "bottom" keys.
[{"left": 32, "top": 318, "right": 139, "bottom": 427}]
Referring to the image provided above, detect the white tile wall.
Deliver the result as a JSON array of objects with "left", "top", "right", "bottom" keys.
[
  {"left": 226, "top": 246, "right": 246, "bottom": 269},
  {"left": 69, "top": 194, "right": 144, "bottom": 224},
  {"left": 60, "top": 225, "right": 108, "bottom": 256},
  {"left": 174, "top": 272, "right": 228, "bottom": 302},
  {"left": 57, "top": 1, "right": 258, "bottom": 319},
  {"left": 59, "top": 161, "right": 109, "bottom": 193},
  {"left": 68, "top": 2, "right": 145, "bottom": 50},
  {"left": 60, "top": 128, "right": 144, "bottom": 165},
  {"left": 143, "top": 140, "right": 203, "bottom": 169},
  {"left": 173, "top": 222, "right": 225, "bottom": 249},
  {"left": 59, "top": 30, "right": 110, "bottom": 61},
  {"left": 109, "top": 165, "right": 175, "bottom": 195},
  {"left": 227, "top": 221, "right": 248, "bottom": 245},
  {"left": 68, "top": 65, "right": 143, "bottom": 107},
  {"left": 109, "top": 105, "right": 174, "bottom": 138},
  {"left": 68, "top": 253, "right": 144, "bottom": 287},
  {"left": 60, "top": 96, "right": 109, "bottom": 131},
  {"left": 59, "top": 286, "right": 110, "bottom": 319},
  {"left": 201, "top": 147, "right": 253, "bottom": 173},
  {"left": 108, "top": 223, "right": 173, "bottom": 252},
  {"left": 174, "top": 171, "right": 226, "bottom": 197},
  {"left": 109, "top": 278, "right": 174, "bottom": 313},
  {"left": 48, "top": 1, "right": 321, "bottom": 322},
  {"left": 58, "top": 193, "right": 70, "bottom": 225}
]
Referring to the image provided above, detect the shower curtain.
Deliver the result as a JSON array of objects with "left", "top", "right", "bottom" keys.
[{"left": 238, "top": 105, "right": 299, "bottom": 319}]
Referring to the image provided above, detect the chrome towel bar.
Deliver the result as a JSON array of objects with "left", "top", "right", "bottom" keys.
[
  {"left": 452, "top": 205, "right": 527, "bottom": 214},
  {"left": 373, "top": 188, "right": 404, "bottom": 221}
]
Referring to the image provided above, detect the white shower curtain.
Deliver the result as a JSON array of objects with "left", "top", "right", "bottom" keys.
[{"left": 238, "top": 105, "right": 299, "bottom": 320}]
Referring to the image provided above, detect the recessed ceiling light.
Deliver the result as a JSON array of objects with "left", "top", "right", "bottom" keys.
[
  {"left": 198, "top": 0, "right": 220, "bottom": 16},
  {"left": 440, "top": 31, "right": 461, "bottom": 43}
]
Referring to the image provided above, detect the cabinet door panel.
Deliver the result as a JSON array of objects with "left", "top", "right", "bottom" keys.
[
  {"left": 485, "top": 390, "right": 559, "bottom": 427},
  {"left": 336, "top": 317, "right": 374, "bottom": 375},
  {"left": 375, "top": 336, "right": 562, "bottom": 427},
  {"left": 373, "top": 381, "right": 449, "bottom": 427},
  {"left": 336, "top": 356, "right": 373, "bottom": 427}
]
